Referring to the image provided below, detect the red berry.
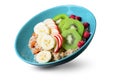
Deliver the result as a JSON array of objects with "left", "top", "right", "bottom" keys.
[
  {"left": 83, "top": 31, "right": 90, "bottom": 38},
  {"left": 78, "top": 40, "right": 85, "bottom": 48},
  {"left": 75, "top": 16, "right": 82, "bottom": 21},
  {"left": 83, "top": 22, "right": 89, "bottom": 28},
  {"left": 69, "top": 14, "right": 76, "bottom": 19}
]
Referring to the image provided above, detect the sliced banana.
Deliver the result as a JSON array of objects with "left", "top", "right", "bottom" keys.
[
  {"left": 34, "top": 22, "right": 50, "bottom": 35},
  {"left": 44, "top": 18, "right": 56, "bottom": 28},
  {"left": 44, "top": 18, "right": 55, "bottom": 25},
  {"left": 41, "top": 34, "right": 55, "bottom": 50},
  {"left": 37, "top": 34, "right": 44, "bottom": 47},
  {"left": 35, "top": 51, "right": 52, "bottom": 63},
  {"left": 48, "top": 23, "right": 57, "bottom": 29}
]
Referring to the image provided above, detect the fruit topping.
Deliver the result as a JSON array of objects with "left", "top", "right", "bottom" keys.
[
  {"left": 41, "top": 34, "right": 55, "bottom": 50},
  {"left": 77, "top": 40, "right": 85, "bottom": 48},
  {"left": 83, "top": 22, "right": 89, "bottom": 28},
  {"left": 53, "top": 33, "right": 63, "bottom": 52},
  {"left": 34, "top": 22, "right": 50, "bottom": 35},
  {"left": 62, "top": 29, "right": 82, "bottom": 50},
  {"left": 83, "top": 31, "right": 90, "bottom": 39},
  {"left": 35, "top": 51, "right": 52, "bottom": 63},
  {"left": 62, "top": 19, "right": 84, "bottom": 36},
  {"left": 53, "top": 36, "right": 59, "bottom": 53},
  {"left": 51, "top": 28, "right": 60, "bottom": 34},
  {"left": 53, "top": 14, "right": 68, "bottom": 24},
  {"left": 29, "top": 14, "right": 91, "bottom": 63},
  {"left": 69, "top": 14, "right": 76, "bottom": 19},
  {"left": 75, "top": 16, "right": 82, "bottom": 21},
  {"left": 44, "top": 18, "right": 56, "bottom": 29},
  {"left": 56, "top": 18, "right": 62, "bottom": 24},
  {"left": 66, "top": 35, "right": 74, "bottom": 44}
]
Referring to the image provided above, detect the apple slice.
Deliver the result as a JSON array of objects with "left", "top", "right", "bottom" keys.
[
  {"left": 46, "top": 21, "right": 60, "bottom": 34},
  {"left": 54, "top": 34, "right": 63, "bottom": 49},
  {"left": 47, "top": 23, "right": 57, "bottom": 29},
  {"left": 51, "top": 28, "right": 60, "bottom": 34},
  {"left": 57, "top": 33, "right": 63, "bottom": 43},
  {"left": 53, "top": 36, "right": 59, "bottom": 53},
  {"left": 51, "top": 25, "right": 61, "bottom": 34},
  {"left": 54, "top": 35, "right": 61, "bottom": 49},
  {"left": 54, "top": 25, "right": 59, "bottom": 30}
]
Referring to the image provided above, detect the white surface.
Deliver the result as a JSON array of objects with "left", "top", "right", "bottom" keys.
[{"left": 0, "top": 0, "right": 120, "bottom": 82}]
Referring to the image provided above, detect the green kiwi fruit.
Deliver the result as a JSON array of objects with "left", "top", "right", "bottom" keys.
[
  {"left": 53, "top": 14, "right": 68, "bottom": 24},
  {"left": 62, "top": 29, "right": 82, "bottom": 50},
  {"left": 58, "top": 19, "right": 66, "bottom": 29},
  {"left": 62, "top": 18, "right": 84, "bottom": 36},
  {"left": 59, "top": 18, "right": 73, "bottom": 32}
]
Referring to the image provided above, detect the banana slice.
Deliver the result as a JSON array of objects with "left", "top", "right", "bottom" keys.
[
  {"left": 48, "top": 23, "right": 57, "bottom": 29},
  {"left": 44, "top": 18, "right": 55, "bottom": 25},
  {"left": 41, "top": 34, "right": 55, "bottom": 50},
  {"left": 37, "top": 34, "right": 43, "bottom": 47},
  {"left": 44, "top": 19, "right": 56, "bottom": 28},
  {"left": 34, "top": 22, "right": 50, "bottom": 35},
  {"left": 35, "top": 51, "right": 52, "bottom": 63}
]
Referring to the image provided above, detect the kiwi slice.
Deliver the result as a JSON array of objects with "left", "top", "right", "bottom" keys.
[
  {"left": 58, "top": 19, "right": 66, "bottom": 29},
  {"left": 59, "top": 18, "right": 73, "bottom": 32},
  {"left": 62, "top": 29, "right": 82, "bottom": 50},
  {"left": 62, "top": 19, "right": 84, "bottom": 36},
  {"left": 53, "top": 14, "right": 68, "bottom": 24}
]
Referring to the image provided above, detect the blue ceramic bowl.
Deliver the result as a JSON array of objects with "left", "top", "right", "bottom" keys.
[{"left": 15, "top": 5, "right": 96, "bottom": 66}]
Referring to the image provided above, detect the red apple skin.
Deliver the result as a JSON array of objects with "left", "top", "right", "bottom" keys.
[
  {"left": 54, "top": 35, "right": 62, "bottom": 49},
  {"left": 53, "top": 36, "right": 59, "bottom": 53},
  {"left": 51, "top": 25, "right": 61, "bottom": 34},
  {"left": 56, "top": 34, "right": 63, "bottom": 44},
  {"left": 52, "top": 33, "right": 63, "bottom": 49}
]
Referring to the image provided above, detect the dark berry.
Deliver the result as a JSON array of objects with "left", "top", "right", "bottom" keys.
[
  {"left": 78, "top": 40, "right": 85, "bottom": 48},
  {"left": 75, "top": 16, "right": 82, "bottom": 21},
  {"left": 83, "top": 31, "right": 90, "bottom": 39},
  {"left": 69, "top": 14, "right": 76, "bottom": 19},
  {"left": 83, "top": 22, "right": 89, "bottom": 28}
]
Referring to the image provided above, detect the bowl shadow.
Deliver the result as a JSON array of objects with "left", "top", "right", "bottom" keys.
[{"left": 33, "top": 58, "right": 90, "bottom": 71}]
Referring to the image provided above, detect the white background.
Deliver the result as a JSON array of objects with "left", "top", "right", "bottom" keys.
[{"left": 0, "top": 0, "right": 120, "bottom": 82}]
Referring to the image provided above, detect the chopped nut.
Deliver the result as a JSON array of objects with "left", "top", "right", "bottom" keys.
[
  {"left": 33, "top": 48, "right": 40, "bottom": 54},
  {"left": 30, "top": 41, "right": 36, "bottom": 48}
]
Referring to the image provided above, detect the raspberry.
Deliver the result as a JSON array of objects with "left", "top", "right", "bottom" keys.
[
  {"left": 78, "top": 40, "right": 85, "bottom": 48},
  {"left": 69, "top": 14, "right": 75, "bottom": 19},
  {"left": 75, "top": 16, "right": 82, "bottom": 21},
  {"left": 83, "top": 22, "right": 89, "bottom": 28},
  {"left": 83, "top": 31, "right": 90, "bottom": 39}
]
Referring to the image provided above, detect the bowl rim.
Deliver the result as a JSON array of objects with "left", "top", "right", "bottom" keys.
[{"left": 15, "top": 4, "right": 96, "bottom": 66}]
